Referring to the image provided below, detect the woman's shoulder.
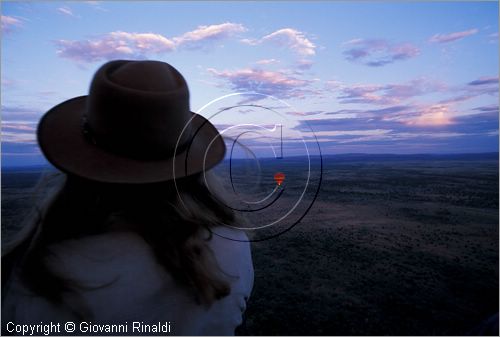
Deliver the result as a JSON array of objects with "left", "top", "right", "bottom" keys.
[
  {"left": 45, "top": 231, "right": 168, "bottom": 290},
  {"left": 49, "top": 227, "right": 251, "bottom": 262},
  {"left": 46, "top": 228, "right": 253, "bottom": 287},
  {"left": 207, "top": 225, "right": 251, "bottom": 246},
  {"left": 47, "top": 231, "right": 154, "bottom": 267},
  {"left": 205, "top": 226, "right": 253, "bottom": 267},
  {"left": 206, "top": 226, "right": 254, "bottom": 291}
]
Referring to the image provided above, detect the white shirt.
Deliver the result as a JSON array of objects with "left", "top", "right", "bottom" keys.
[{"left": 2, "top": 226, "right": 254, "bottom": 335}]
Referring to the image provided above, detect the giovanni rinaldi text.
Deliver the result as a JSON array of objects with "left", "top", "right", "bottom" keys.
[{"left": 5, "top": 321, "right": 172, "bottom": 335}]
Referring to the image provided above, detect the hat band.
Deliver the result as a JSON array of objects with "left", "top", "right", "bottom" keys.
[{"left": 81, "top": 116, "right": 190, "bottom": 160}]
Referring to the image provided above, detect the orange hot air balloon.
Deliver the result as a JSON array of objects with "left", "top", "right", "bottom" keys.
[{"left": 274, "top": 172, "right": 285, "bottom": 186}]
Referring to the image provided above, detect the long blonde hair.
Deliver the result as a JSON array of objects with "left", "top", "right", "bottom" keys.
[{"left": 3, "top": 170, "right": 241, "bottom": 316}]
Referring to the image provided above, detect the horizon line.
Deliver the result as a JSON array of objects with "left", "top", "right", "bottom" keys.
[{"left": 2, "top": 152, "right": 498, "bottom": 169}]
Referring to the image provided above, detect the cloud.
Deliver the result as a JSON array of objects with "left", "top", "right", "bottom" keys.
[
  {"left": 328, "top": 76, "right": 496, "bottom": 132},
  {"left": 369, "top": 102, "right": 456, "bottom": 128},
  {"left": 338, "top": 84, "right": 389, "bottom": 104},
  {"left": 337, "top": 78, "right": 445, "bottom": 105},
  {"left": 468, "top": 76, "right": 498, "bottom": 86},
  {"left": 56, "top": 24, "right": 316, "bottom": 65},
  {"left": 2, "top": 105, "right": 43, "bottom": 119},
  {"left": 55, "top": 23, "right": 247, "bottom": 63},
  {"left": 324, "top": 80, "right": 343, "bottom": 91},
  {"left": 342, "top": 38, "right": 420, "bottom": 66},
  {"left": 293, "top": 98, "right": 498, "bottom": 146},
  {"left": 473, "top": 105, "right": 499, "bottom": 114},
  {"left": 302, "top": 103, "right": 454, "bottom": 131},
  {"left": 109, "top": 31, "right": 175, "bottom": 53},
  {"left": 55, "top": 31, "right": 176, "bottom": 63},
  {"left": 451, "top": 111, "right": 499, "bottom": 134},
  {"left": 57, "top": 7, "right": 75, "bottom": 17},
  {"left": 1, "top": 121, "right": 37, "bottom": 143},
  {"left": 296, "top": 59, "right": 314, "bottom": 70},
  {"left": 438, "top": 94, "right": 476, "bottom": 104},
  {"left": 286, "top": 110, "right": 324, "bottom": 117},
  {"left": 2, "top": 121, "right": 37, "bottom": 132},
  {"left": 173, "top": 22, "right": 246, "bottom": 48},
  {"left": 242, "top": 28, "right": 316, "bottom": 56},
  {"left": 429, "top": 28, "right": 478, "bottom": 43},
  {"left": 384, "top": 79, "right": 446, "bottom": 98},
  {"left": 466, "top": 78, "right": 499, "bottom": 98},
  {"left": 439, "top": 76, "right": 498, "bottom": 104},
  {"left": 322, "top": 105, "right": 412, "bottom": 122},
  {"left": 404, "top": 104, "right": 454, "bottom": 126},
  {"left": 305, "top": 129, "right": 393, "bottom": 138},
  {"left": 207, "top": 67, "right": 315, "bottom": 99},
  {"left": 1, "top": 15, "right": 22, "bottom": 33},
  {"left": 255, "top": 58, "right": 280, "bottom": 65}
]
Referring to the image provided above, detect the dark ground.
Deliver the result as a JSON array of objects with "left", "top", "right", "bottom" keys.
[{"left": 2, "top": 154, "right": 499, "bottom": 335}]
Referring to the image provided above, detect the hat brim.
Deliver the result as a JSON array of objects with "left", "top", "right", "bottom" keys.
[{"left": 37, "top": 96, "right": 226, "bottom": 184}]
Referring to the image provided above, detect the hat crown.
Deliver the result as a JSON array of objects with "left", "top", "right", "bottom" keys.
[
  {"left": 109, "top": 61, "right": 178, "bottom": 92},
  {"left": 85, "top": 60, "right": 192, "bottom": 160}
]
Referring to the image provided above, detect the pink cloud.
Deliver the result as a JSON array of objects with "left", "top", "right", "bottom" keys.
[
  {"left": 55, "top": 23, "right": 247, "bottom": 63},
  {"left": 404, "top": 104, "right": 454, "bottom": 126},
  {"left": 55, "top": 31, "right": 176, "bottom": 63},
  {"left": 57, "top": 7, "right": 75, "bottom": 17},
  {"left": 342, "top": 38, "right": 420, "bottom": 66},
  {"left": 429, "top": 28, "right": 478, "bottom": 43},
  {"left": 111, "top": 32, "right": 175, "bottom": 53},
  {"left": 1, "top": 121, "right": 38, "bottom": 143},
  {"left": 255, "top": 58, "right": 280, "bottom": 65},
  {"left": 207, "top": 67, "right": 314, "bottom": 99},
  {"left": 2, "top": 121, "right": 37, "bottom": 132},
  {"left": 173, "top": 22, "right": 246, "bottom": 47},
  {"left": 337, "top": 78, "right": 445, "bottom": 105},
  {"left": 339, "top": 84, "right": 389, "bottom": 104},
  {"left": 242, "top": 28, "right": 316, "bottom": 56},
  {"left": 1, "top": 15, "right": 22, "bottom": 33},
  {"left": 1, "top": 132, "right": 37, "bottom": 143}
]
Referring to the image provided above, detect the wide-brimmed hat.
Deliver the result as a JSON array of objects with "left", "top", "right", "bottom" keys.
[{"left": 37, "top": 60, "right": 225, "bottom": 184}]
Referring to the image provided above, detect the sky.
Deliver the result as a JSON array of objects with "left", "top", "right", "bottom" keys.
[{"left": 1, "top": 1, "right": 499, "bottom": 166}]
